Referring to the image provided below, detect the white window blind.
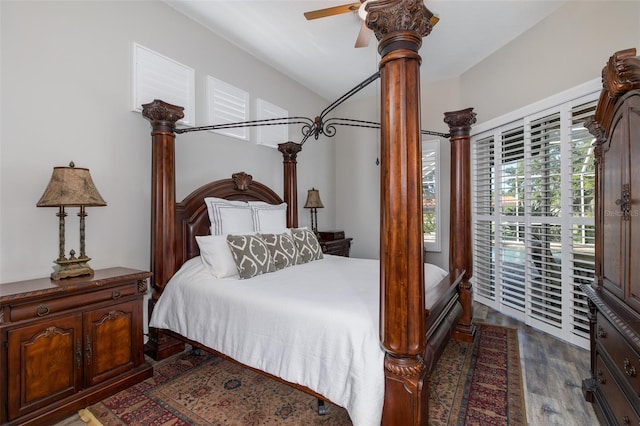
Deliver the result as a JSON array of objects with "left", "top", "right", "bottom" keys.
[
  {"left": 256, "top": 99, "right": 288, "bottom": 148},
  {"left": 131, "top": 43, "right": 194, "bottom": 125},
  {"left": 422, "top": 140, "right": 440, "bottom": 252},
  {"left": 206, "top": 77, "right": 250, "bottom": 141},
  {"left": 472, "top": 91, "right": 598, "bottom": 349}
]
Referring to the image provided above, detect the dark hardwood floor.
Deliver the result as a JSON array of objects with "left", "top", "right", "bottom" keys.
[
  {"left": 475, "top": 302, "right": 600, "bottom": 426},
  {"left": 56, "top": 302, "right": 600, "bottom": 426}
]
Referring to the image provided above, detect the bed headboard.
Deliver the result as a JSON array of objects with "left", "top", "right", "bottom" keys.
[{"left": 175, "top": 171, "right": 284, "bottom": 266}]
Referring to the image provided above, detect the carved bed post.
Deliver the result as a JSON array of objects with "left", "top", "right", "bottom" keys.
[
  {"left": 141, "top": 99, "right": 185, "bottom": 360},
  {"left": 367, "top": 1, "right": 435, "bottom": 424},
  {"left": 278, "top": 141, "right": 302, "bottom": 228},
  {"left": 445, "top": 108, "right": 477, "bottom": 342}
]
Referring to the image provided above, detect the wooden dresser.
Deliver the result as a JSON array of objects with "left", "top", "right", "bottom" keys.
[
  {"left": 318, "top": 230, "right": 352, "bottom": 257},
  {"left": 582, "top": 48, "right": 640, "bottom": 425},
  {"left": 0, "top": 267, "right": 153, "bottom": 426}
]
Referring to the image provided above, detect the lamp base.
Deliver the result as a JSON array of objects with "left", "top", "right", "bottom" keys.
[{"left": 51, "top": 257, "right": 94, "bottom": 280}]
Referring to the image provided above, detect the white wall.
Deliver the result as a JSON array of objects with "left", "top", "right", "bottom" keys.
[
  {"left": 0, "top": 1, "right": 333, "bottom": 283},
  {"left": 336, "top": 0, "right": 639, "bottom": 270},
  {"left": 462, "top": 1, "right": 640, "bottom": 124},
  {"left": 335, "top": 77, "right": 461, "bottom": 261}
]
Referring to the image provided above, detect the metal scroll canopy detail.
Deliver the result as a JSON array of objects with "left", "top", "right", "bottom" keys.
[{"left": 174, "top": 71, "right": 450, "bottom": 142}]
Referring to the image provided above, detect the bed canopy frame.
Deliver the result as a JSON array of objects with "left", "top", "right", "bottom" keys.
[{"left": 141, "top": 1, "right": 476, "bottom": 424}]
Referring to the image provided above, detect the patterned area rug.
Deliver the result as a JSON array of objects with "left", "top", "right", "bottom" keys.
[
  {"left": 84, "top": 324, "right": 524, "bottom": 425},
  {"left": 429, "top": 324, "right": 525, "bottom": 425}
]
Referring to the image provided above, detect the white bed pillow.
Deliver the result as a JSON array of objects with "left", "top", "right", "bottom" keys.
[
  {"left": 195, "top": 235, "right": 239, "bottom": 278},
  {"left": 424, "top": 262, "right": 448, "bottom": 288},
  {"left": 259, "top": 232, "right": 298, "bottom": 270},
  {"left": 291, "top": 228, "right": 323, "bottom": 264},
  {"left": 226, "top": 234, "right": 276, "bottom": 279},
  {"left": 249, "top": 202, "right": 287, "bottom": 233},
  {"left": 205, "top": 197, "right": 254, "bottom": 235}
]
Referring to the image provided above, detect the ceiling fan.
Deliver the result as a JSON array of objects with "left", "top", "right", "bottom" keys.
[{"left": 304, "top": 1, "right": 439, "bottom": 49}]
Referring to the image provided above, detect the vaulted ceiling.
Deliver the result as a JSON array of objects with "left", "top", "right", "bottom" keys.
[{"left": 167, "top": 1, "right": 566, "bottom": 100}]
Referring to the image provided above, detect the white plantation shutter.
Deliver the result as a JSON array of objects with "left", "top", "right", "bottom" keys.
[
  {"left": 132, "top": 43, "right": 195, "bottom": 125},
  {"left": 472, "top": 136, "right": 496, "bottom": 302},
  {"left": 526, "top": 112, "right": 563, "bottom": 330},
  {"left": 569, "top": 99, "right": 598, "bottom": 340},
  {"left": 256, "top": 99, "right": 288, "bottom": 148},
  {"left": 207, "top": 77, "right": 250, "bottom": 141},
  {"left": 499, "top": 125, "right": 526, "bottom": 314},
  {"left": 472, "top": 86, "right": 598, "bottom": 349}
]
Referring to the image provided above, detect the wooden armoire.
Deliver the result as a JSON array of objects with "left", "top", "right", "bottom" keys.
[{"left": 582, "top": 48, "right": 640, "bottom": 425}]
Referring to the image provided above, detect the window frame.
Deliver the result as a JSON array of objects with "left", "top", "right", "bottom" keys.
[
  {"left": 422, "top": 139, "right": 441, "bottom": 252},
  {"left": 471, "top": 78, "right": 601, "bottom": 350}
]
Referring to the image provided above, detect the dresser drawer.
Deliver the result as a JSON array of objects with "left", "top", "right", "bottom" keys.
[
  {"left": 9, "top": 283, "right": 137, "bottom": 322},
  {"left": 597, "top": 312, "right": 640, "bottom": 396},
  {"left": 320, "top": 238, "right": 352, "bottom": 257},
  {"left": 596, "top": 354, "right": 640, "bottom": 425}
]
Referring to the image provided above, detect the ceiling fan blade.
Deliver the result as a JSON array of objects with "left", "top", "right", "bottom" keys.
[
  {"left": 354, "top": 20, "right": 373, "bottom": 48},
  {"left": 304, "top": 3, "right": 361, "bottom": 20}
]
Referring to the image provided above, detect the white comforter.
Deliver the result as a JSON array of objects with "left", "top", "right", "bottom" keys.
[{"left": 149, "top": 255, "right": 448, "bottom": 426}]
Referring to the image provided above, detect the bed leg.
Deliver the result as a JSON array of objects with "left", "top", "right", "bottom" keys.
[{"left": 317, "top": 399, "right": 326, "bottom": 416}]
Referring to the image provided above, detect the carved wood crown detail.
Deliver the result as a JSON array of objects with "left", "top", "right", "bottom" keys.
[
  {"left": 603, "top": 48, "right": 640, "bottom": 97},
  {"left": 585, "top": 118, "right": 605, "bottom": 144},
  {"left": 141, "top": 99, "right": 185, "bottom": 124},
  {"left": 366, "top": 0, "right": 435, "bottom": 42},
  {"left": 444, "top": 108, "right": 477, "bottom": 132},
  {"left": 278, "top": 141, "right": 302, "bottom": 162},
  {"left": 588, "top": 48, "right": 640, "bottom": 139},
  {"left": 232, "top": 172, "right": 253, "bottom": 191}
]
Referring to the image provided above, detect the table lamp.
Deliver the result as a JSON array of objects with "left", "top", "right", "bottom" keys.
[{"left": 37, "top": 161, "right": 106, "bottom": 280}]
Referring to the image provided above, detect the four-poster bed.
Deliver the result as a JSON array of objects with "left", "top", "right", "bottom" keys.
[{"left": 142, "top": 1, "right": 476, "bottom": 424}]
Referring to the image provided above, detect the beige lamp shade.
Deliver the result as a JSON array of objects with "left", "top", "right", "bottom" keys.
[
  {"left": 304, "top": 188, "right": 324, "bottom": 209},
  {"left": 37, "top": 162, "right": 106, "bottom": 207}
]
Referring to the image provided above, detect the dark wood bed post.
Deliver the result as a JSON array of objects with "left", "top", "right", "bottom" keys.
[
  {"left": 445, "top": 108, "right": 477, "bottom": 342},
  {"left": 141, "top": 99, "right": 186, "bottom": 360},
  {"left": 368, "top": 1, "right": 435, "bottom": 424},
  {"left": 278, "top": 141, "right": 302, "bottom": 228}
]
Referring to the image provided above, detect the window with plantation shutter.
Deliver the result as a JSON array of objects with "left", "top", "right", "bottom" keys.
[
  {"left": 472, "top": 136, "right": 495, "bottom": 302},
  {"left": 206, "top": 77, "right": 250, "bottom": 141},
  {"left": 471, "top": 82, "right": 599, "bottom": 349},
  {"left": 256, "top": 99, "right": 288, "bottom": 149},
  {"left": 132, "top": 43, "right": 195, "bottom": 125}
]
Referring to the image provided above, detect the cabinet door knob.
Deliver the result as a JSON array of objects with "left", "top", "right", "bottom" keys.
[
  {"left": 36, "top": 304, "right": 50, "bottom": 317},
  {"left": 112, "top": 289, "right": 121, "bottom": 299},
  {"left": 624, "top": 358, "right": 636, "bottom": 377},
  {"left": 76, "top": 340, "right": 82, "bottom": 369},
  {"left": 597, "top": 325, "right": 607, "bottom": 338}
]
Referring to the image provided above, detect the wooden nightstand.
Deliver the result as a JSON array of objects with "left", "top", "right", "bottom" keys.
[
  {"left": 318, "top": 230, "right": 352, "bottom": 257},
  {"left": 0, "top": 268, "right": 153, "bottom": 426}
]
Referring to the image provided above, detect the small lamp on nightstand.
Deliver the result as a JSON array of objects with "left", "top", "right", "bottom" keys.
[
  {"left": 304, "top": 188, "right": 324, "bottom": 234},
  {"left": 37, "top": 161, "right": 107, "bottom": 280}
]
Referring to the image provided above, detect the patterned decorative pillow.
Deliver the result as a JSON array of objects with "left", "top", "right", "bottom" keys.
[
  {"left": 226, "top": 234, "right": 276, "bottom": 279},
  {"left": 259, "top": 232, "right": 298, "bottom": 270},
  {"left": 290, "top": 228, "right": 323, "bottom": 264}
]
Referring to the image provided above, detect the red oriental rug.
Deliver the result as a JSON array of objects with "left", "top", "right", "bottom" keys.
[
  {"left": 429, "top": 323, "right": 526, "bottom": 425},
  {"left": 80, "top": 324, "right": 524, "bottom": 425}
]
